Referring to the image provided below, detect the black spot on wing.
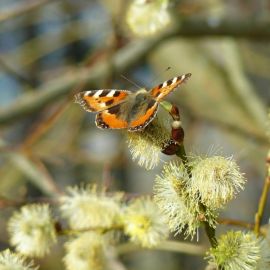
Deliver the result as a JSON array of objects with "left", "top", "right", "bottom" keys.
[
  {"left": 99, "top": 91, "right": 109, "bottom": 97},
  {"left": 86, "top": 92, "right": 94, "bottom": 97},
  {"left": 158, "top": 83, "right": 163, "bottom": 89},
  {"left": 113, "top": 91, "right": 121, "bottom": 97},
  {"left": 105, "top": 99, "right": 114, "bottom": 106},
  {"left": 146, "top": 99, "right": 157, "bottom": 110},
  {"left": 74, "top": 92, "right": 96, "bottom": 111},
  {"left": 166, "top": 79, "right": 172, "bottom": 86},
  {"left": 108, "top": 105, "right": 121, "bottom": 115},
  {"left": 96, "top": 114, "right": 109, "bottom": 129}
]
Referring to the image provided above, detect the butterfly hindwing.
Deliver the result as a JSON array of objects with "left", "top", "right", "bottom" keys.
[
  {"left": 128, "top": 100, "right": 159, "bottom": 131},
  {"left": 150, "top": 73, "right": 191, "bottom": 102},
  {"left": 74, "top": 89, "right": 131, "bottom": 112},
  {"left": 95, "top": 104, "right": 129, "bottom": 129},
  {"left": 95, "top": 99, "right": 158, "bottom": 131}
]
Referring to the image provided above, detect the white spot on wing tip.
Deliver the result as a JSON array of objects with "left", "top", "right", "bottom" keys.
[
  {"left": 107, "top": 90, "right": 116, "bottom": 97},
  {"left": 172, "top": 77, "right": 178, "bottom": 83},
  {"left": 162, "top": 81, "right": 168, "bottom": 87},
  {"left": 93, "top": 90, "right": 103, "bottom": 98}
]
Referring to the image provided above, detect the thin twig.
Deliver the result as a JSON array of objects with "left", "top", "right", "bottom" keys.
[
  {"left": 0, "top": 137, "right": 60, "bottom": 197},
  {"left": 28, "top": 154, "right": 63, "bottom": 195},
  {"left": 254, "top": 153, "right": 270, "bottom": 235},
  {"left": 1, "top": 18, "right": 270, "bottom": 126},
  {"left": 56, "top": 224, "right": 123, "bottom": 236},
  {"left": 174, "top": 18, "right": 270, "bottom": 39},
  {"left": 0, "top": 37, "right": 161, "bottom": 126},
  {"left": 3, "top": 18, "right": 270, "bottom": 72},
  {"left": 218, "top": 218, "right": 254, "bottom": 230},
  {"left": 183, "top": 104, "right": 269, "bottom": 147},
  {"left": 20, "top": 101, "right": 70, "bottom": 150},
  {"left": 116, "top": 240, "right": 207, "bottom": 256},
  {"left": 0, "top": 0, "right": 58, "bottom": 23},
  {"left": 0, "top": 195, "right": 59, "bottom": 209},
  {"left": 169, "top": 106, "right": 218, "bottom": 248},
  {"left": 0, "top": 57, "right": 35, "bottom": 87}
]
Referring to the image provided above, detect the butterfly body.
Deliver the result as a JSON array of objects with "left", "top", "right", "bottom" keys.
[{"left": 75, "top": 73, "right": 191, "bottom": 131}]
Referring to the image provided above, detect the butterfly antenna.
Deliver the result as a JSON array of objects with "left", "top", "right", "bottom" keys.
[
  {"left": 120, "top": 74, "right": 143, "bottom": 89},
  {"left": 149, "top": 66, "right": 172, "bottom": 86}
]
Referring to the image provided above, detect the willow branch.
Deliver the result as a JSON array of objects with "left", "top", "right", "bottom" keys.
[
  {"left": 0, "top": 37, "right": 162, "bottom": 126},
  {"left": 0, "top": 139, "right": 61, "bottom": 197},
  {"left": 184, "top": 105, "right": 269, "bottom": 147},
  {"left": 218, "top": 218, "right": 254, "bottom": 230},
  {"left": 1, "top": 18, "right": 270, "bottom": 126},
  {"left": 116, "top": 241, "right": 206, "bottom": 256},
  {"left": 169, "top": 106, "right": 217, "bottom": 248},
  {"left": 0, "top": 0, "right": 58, "bottom": 23},
  {"left": 176, "top": 18, "right": 270, "bottom": 39},
  {"left": 4, "top": 18, "right": 270, "bottom": 69},
  {"left": 0, "top": 57, "right": 35, "bottom": 87},
  {"left": 254, "top": 153, "right": 270, "bottom": 235}
]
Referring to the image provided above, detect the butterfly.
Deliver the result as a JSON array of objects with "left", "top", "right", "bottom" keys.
[{"left": 74, "top": 73, "right": 191, "bottom": 131}]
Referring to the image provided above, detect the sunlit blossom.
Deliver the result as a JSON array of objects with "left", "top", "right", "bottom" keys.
[
  {"left": 8, "top": 204, "right": 57, "bottom": 257},
  {"left": 123, "top": 197, "right": 169, "bottom": 247},
  {"left": 0, "top": 249, "right": 38, "bottom": 270},
  {"left": 60, "top": 185, "right": 123, "bottom": 230},
  {"left": 127, "top": 118, "right": 170, "bottom": 170},
  {"left": 64, "top": 232, "right": 105, "bottom": 270},
  {"left": 189, "top": 155, "right": 245, "bottom": 209},
  {"left": 154, "top": 161, "right": 217, "bottom": 237},
  {"left": 207, "top": 231, "right": 262, "bottom": 270}
]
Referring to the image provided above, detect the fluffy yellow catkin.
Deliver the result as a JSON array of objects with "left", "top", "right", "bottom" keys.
[
  {"left": 123, "top": 197, "right": 169, "bottom": 247},
  {"left": 0, "top": 249, "right": 38, "bottom": 270},
  {"left": 154, "top": 161, "right": 205, "bottom": 237},
  {"left": 207, "top": 231, "right": 270, "bottom": 270},
  {"left": 60, "top": 185, "right": 123, "bottom": 230},
  {"left": 127, "top": 118, "right": 170, "bottom": 170},
  {"left": 189, "top": 155, "right": 246, "bottom": 209},
  {"left": 8, "top": 204, "right": 56, "bottom": 257},
  {"left": 64, "top": 232, "right": 106, "bottom": 270}
]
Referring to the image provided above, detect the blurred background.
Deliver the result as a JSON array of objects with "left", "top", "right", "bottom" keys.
[{"left": 0, "top": 0, "right": 270, "bottom": 269}]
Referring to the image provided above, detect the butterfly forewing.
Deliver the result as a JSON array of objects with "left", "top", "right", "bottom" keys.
[
  {"left": 150, "top": 73, "right": 191, "bottom": 102},
  {"left": 74, "top": 89, "right": 131, "bottom": 112}
]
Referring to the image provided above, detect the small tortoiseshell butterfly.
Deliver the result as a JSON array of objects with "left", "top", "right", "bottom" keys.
[{"left": 75, "top": 73, "right": 191, "bottom": 131}]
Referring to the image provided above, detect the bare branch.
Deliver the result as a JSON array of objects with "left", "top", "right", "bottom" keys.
[
  {"left": 116, "top": 240, "right": 207, "bottom": 256},
  {"left": 0, "top": 0, "right": 59, "bottom": 23},
  {"left": 176, "top": 18, "right": 270, "bottom": 39},
  {"left": 0, "top": 37, "right": 161, "bottom": 125},
  {"left": 1, "top": 19, "right": 270, "bottom": 126}
]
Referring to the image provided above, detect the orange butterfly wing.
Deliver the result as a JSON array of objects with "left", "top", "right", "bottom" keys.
[
  {"left": 95, "top": 104, "right": 128, "bottom": 129},
  {"left": 150, "top": 73, "right": 191, "bottom": 102},
  {"left": 74, "top": 89, "right": 131, "bottom": 112},
  {"left": 128, "top": 101, "right": 158, "bottom": 131},
  {"left": 95, "top": 100, "right": 158, "bottom": 131}
]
